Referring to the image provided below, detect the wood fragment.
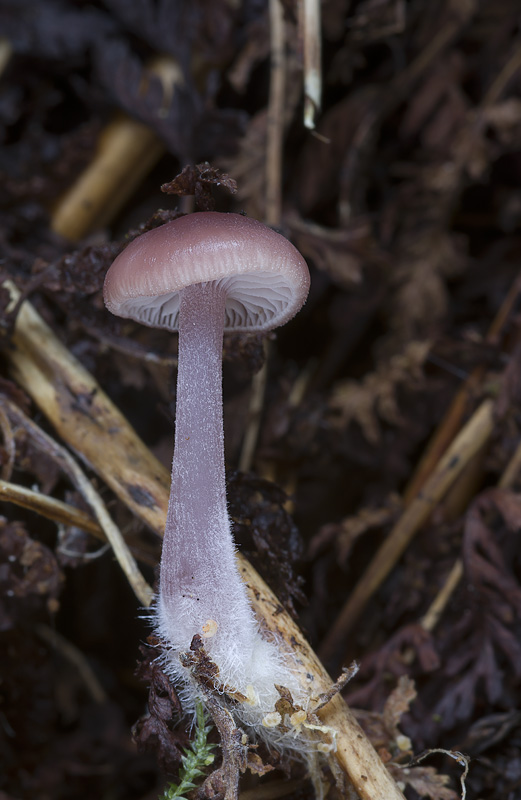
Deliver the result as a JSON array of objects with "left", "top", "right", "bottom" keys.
[
  {"left": 420, "top": 559, "right": 464, "bottom": 634},
  {"left": 51, "top": 57, "right": 182, "bottom": 241},
  {"left": 0, "top": 478, "right": 104, "bottom": 539},
  {"left": 51, "top": 117, "right": 164, "bottom": 241},
  {"left": 0, "top": 36, "right": 12, "bottom": 78},
  {"left": 301, "top": 0, "right": 322, "bottom": 129},
  {"left": 0, "top": 405, "right": 15, "bottom": 480},
  {"left": 238, "top": 340, "right": 269, "bottom": 473},
  {"left": 266, "top": 0, "right": 285, "bottom": 227},
  {"left": 497, "top": 431, "right": 521, "bottom": 490},
  {"left": 481, "top": 41, "right": 521, "bottom": 108}
]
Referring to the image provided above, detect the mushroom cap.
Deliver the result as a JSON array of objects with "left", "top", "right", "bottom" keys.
[{"left": 103, "top": 212, "right": 310, "bottom": 332}]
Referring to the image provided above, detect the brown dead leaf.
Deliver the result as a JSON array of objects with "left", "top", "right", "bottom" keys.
[
  {"left": 356, "top": 675, "right": 416, "bottom": 755},
  {"left": 245, "top": 752, "right": 274, "bottom": 776},
  {"left": 381, "top": 226, "right": 467, "bottom": 357},
  {"left": 329, "top": 340, "right": 431, "bottom": 443},
  {"left": 348, "top": 625, "right": 440, "bottom": 713},
  {"left": 227, "top": 16, "right": 270, "bottom": 93},
  {"left": 399, "top": 54, "right": 466, "bottom": 142},
  {"left": 430, "top": 488, "right": 521, "bottom": 729},
  {"left": 357, "top": 677, "right": 458, "bottom": 798},
  {"left": 133, "top": 637, "right": 185, "bottom": 776},
  {"left": 310, "top": 495, "right": 401, "bottom": 564},
  {"left": 463, "top": 489, "right": 521, "bottom": 617},
  {"left": 161, "top": 163, "right": 237, "bottom": 211},
  {"left": 383, "top": 675, "right": 417, "bottom": 738},
  {"left": 222, "top": 110, "right": 268, "bottom": 220},
  {"left": 287, "top": 211, "right": 380, "bottom": 288},
  {"left": 0, "top": 518, "right": 64, "bottom": 625},
  {"left": 481, "top": 98, "right": 521, "bottom": 147},
  {"left": 396, "top": 765, "right": 459, "bottom": 800}
]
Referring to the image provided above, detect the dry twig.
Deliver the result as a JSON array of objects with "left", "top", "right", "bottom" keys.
[
  {"left": 51, "top": 57, "right": 182, "bottom": 241},
  {"left": 0, "top": 36, "right": 12, "bottom": 78},
  {"left": 301, "top": 0, "right": 322, "bottom": 129},
  {"left": 0, "top": 479, "right": 104, "bottom": 539},
  {"left": 238, "top": 340, "right": 270, "bottom": 473},
  {"left": 1, "top": 392, "right": 153, "bottom": 607}
]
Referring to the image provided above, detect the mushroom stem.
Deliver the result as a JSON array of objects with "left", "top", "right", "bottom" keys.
[{"left": 159, "top": 281, "right": 256, "bottom": 672}]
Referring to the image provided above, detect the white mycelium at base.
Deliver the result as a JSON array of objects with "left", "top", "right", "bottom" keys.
[{"left": 154, "top": 591, "right": 314, "bottom": 753}]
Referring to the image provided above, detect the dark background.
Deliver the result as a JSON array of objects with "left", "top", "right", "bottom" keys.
[{"left": 1, "top": 1, "right": 521, "bottom": 798}]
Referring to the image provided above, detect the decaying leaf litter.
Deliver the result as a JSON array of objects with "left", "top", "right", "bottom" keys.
[{"left": 1, "top": 1, "right": 521, "bottom": 798}]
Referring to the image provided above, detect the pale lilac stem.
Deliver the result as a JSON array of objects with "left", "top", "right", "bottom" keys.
[{"left": 159, "top": 282, "right": 250, "bottom": 642}]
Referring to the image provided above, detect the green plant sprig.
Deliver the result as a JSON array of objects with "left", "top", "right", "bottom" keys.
[{"left": 162, "top": 701, "right": 216, "bottom": 800}]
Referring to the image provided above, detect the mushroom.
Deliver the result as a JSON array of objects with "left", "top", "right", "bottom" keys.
[{"left": 103, "top": 212, "right": 310, "bottom": 726}]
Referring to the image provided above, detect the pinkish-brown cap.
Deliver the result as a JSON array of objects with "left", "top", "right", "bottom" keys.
[{"left": 103, "top": 212, "right": 310, "bottom": 332}]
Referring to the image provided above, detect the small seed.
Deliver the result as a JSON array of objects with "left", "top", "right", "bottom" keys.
[
  {"left": 290, "top": 710, "right": 307, "bottom": 727},
  {"left": 317, "top": 742, "right": 333, "bottom": 753},
  {"left": 245, "top": 684, "right": 259, "bottom": 706},
  {"left": 262, "top": 712, "right": 282, "bottom": 728},
  {"left": 201, "top": 619, "right": 218, "bottom": 638},
  {"left": 396, "top": 734, "right": 412, "bottom": 751}
]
